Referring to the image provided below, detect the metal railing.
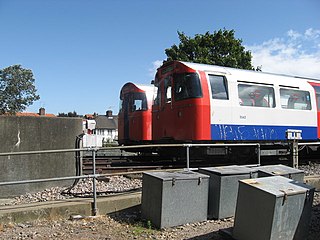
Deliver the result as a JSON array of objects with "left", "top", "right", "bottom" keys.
[{"left": 0, "top": 143, "right": 261, "bottom": 216}]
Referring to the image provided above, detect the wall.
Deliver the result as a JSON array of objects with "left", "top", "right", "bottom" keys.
[{"left": 0, "top": 116, "right": 83, "bottom": 197}]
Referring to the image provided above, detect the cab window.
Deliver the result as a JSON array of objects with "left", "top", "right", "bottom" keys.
[
  {"left": 164, "top": 77, "right": 172, "bottom": 103},
  {"left": 154, "top": 84, "right": 161, "bottom": 106},
  {"left": 131, "top": 92, "right": 148, "bottom": 111},
  {"left": 173, "top": 72, "right": 202, "bottom": 101}
]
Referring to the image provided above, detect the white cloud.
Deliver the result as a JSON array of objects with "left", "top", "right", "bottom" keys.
[
  {"left": 305, "top": 28, "right": 320, "bottom": 40},
  {"left": 149, "top": 60, "right": 163, "bottom": 77},
  {"left": 246, "top": 28, "right": 320, "bottom": 79},
  {"left": 287, "top": 30, "right": 301, "bottom": 40}
]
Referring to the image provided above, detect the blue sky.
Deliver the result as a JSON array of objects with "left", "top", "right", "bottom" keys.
[{"left": 0, "top": 0, "right": 319, "bottom": 115}]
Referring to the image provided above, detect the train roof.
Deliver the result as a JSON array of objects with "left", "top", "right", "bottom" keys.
[
  {"left": 178, "top": 61, "right": 320, "bottom": 82},
  {"left": 120, "top": 82, "right": 156, "bottom": 101},
  {"left": 134, "top": 83, "right": 155, "bottom": 92},
  {"left": 121, "top": 82, "right": 154, "bottom": 93}
]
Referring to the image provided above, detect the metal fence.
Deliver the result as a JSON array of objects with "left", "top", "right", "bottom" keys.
[{"left": 0, "top": 143, "right": 261, "bottom": 216}]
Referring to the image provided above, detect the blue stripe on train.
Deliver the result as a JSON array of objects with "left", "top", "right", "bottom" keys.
[{"left": 211, "top": 124, "right": 317, "bottom": 141}]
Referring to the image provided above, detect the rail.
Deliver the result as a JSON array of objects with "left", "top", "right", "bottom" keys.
[{"left": 0, "top": 143, "right": 261, "bottom": 216}]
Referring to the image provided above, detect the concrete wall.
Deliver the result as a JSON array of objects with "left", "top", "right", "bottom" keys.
[{"left": 0, "top": 116, "right": 83, "bottom": 197}]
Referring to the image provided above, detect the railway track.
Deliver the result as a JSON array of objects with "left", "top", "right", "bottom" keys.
[
  {"left": 81, "top": 155, "right": 222, "bottom": 174},
  {"left": 82, "top": 156, "right": 169, "bottom": 174},
  {"left": 82, "top": 153, "right": 320, "bottom": 174}
]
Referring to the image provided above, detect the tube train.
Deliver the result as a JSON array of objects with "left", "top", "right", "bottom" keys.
[{"left": 118, "top": 61, "right": 320, "bottom": 159}]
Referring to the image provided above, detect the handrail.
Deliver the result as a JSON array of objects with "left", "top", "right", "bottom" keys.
[{"left": 0, "top": 142, "right": 261, "bottom": 216}]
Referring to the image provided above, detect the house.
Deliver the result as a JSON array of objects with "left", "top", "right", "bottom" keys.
[
  {"left": 82, "top": 110, "right": 118, "bottom": 147},
  {"left": 15, "top": 108, "right": 56, "bottom": 117},
  {"left": 94, "top": 110, "right": 118, "bottom": 143}
]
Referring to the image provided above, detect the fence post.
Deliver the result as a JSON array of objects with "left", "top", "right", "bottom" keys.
[
  {"left": 91, "top": 148, "right": 98, "bottom": 216},
  {"left": 186, "top": 145, "right": 190, "bottom": 171},
  {"left": 257, "top": 144, "right": 261, "bottom": 166}
]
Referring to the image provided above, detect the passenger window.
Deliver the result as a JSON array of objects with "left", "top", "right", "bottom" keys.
[
  {"left": 173, "top": 73, "right": 202, "bottom": 101},
  {"left": 209, "top": 75, "right": 228, "bottom": 99},
  {"left": 280, "top": 89, "right": 311, "bottom": 110},
  {"left": 238, "top": 84, "right": 275, "bottom": 108}
]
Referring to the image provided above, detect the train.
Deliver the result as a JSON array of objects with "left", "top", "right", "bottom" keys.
[
  {"left": 118, "top": 82, "right": 155, "bottom": 143},
  {"left": 118, "top": 61, "right": 320, "bottom": 161}
]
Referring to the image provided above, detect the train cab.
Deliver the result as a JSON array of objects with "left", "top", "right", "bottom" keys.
[
  {"left": 118, "top": 82, "right": 155, "bottom": 145},
  {"left": 152, "top": 61, "right": 211, "bottom": 141}
]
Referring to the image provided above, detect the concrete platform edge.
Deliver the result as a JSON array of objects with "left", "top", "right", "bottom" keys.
[
  {"left": 0, "top": 192, "right": 141, "bottom": 224},
  {"left": 304, "top": 175, "right": 320, "bottom": 191}
]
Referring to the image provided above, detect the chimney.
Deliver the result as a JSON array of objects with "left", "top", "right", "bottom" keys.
[
  {"left": 106, "top": 110, "right": 112, "bottom": 117},
  {"left": 39, "top": 107, "right": 45, "bottom": 116}
]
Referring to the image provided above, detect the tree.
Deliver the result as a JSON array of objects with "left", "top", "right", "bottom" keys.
[
  {"left": 165, "top": 29, "right": 254, "bottom": 70},
  {"left": 0, "top": 65, "right": 40, "bottom": 114},
  {"left": 58, "top": 111, "right": 81, "bottom": 117}
]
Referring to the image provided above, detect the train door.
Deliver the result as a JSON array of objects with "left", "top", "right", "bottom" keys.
[
  {"left": 208, "top": 74, "right": 233, "bottom": 140},
  {"left": 154, "top": 75, "right": 174, "bottom": 139},
  {"left": 153, "top": 73, "right": 183, "bottom": 140},
  {"left": 309, "top": 82, "right": 320, "bottom": 138},
  {"left": 130, "top": 92, "right": 149, "bottom": 140},
  {"left": 122, "top": 93, "right": 131, "bottom": 140}
]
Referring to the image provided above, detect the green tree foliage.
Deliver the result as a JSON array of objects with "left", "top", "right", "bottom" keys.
[
  {"left": 165, "top": 29, "right": 254, "bottom": 70},
  {"left": 0, "top": 65, "right": 40, "bottom": 114},
  {"left": 58, "top": 111, "right": 81, "bottom": 117}
]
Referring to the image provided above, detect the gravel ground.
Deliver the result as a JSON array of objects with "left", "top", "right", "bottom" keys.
[
  {"left": 0, "top": 163, "right": 319, "bottom": 239},
  {"left": 299, "top": 162, "right": 320, "bottom": 176},
  {"left": 1, "top": 176, "right": 142, "bottom": 206}
]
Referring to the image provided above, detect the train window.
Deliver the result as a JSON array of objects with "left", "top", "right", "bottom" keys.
[
  {"left": 120, "top": 94, "right": 130, "bottom": 113},
  {"left": 209, "top": 75, "right": 228, "bottom": 99},
  {"left": 280, "top": 89, "right": 311, "bottom": 110},
  {"left": 173, "top": 72, "right": 202, "bottom": 101},
  {"left": 238, "top": 84, "right": 275, "bottom": 108},
  {"left": 131, "top": 93, "right": 148, "bottom": 111},
  {"left": 311, "top": 85, "right": 320, "bottom": 110},
  {"left": 119, "top": 99, "right": 123, "bottom": 113},
  {"left": 154, "top": 85, "right": 161, "bottom": 106},
  {"left": 164, "top": 77, "right": 172, "bottom": 103}
]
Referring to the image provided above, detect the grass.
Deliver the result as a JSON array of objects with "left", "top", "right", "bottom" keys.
[{"left": 131, "top": 220, "right": 157, "bottom": 236}]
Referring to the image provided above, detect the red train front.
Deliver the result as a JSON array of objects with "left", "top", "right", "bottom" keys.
[
  {"left": 118, "top": 82, "right": 155, "bottom": 145},
  {"left": 152, "top": 61, "right": 211, "bottom": 141}
]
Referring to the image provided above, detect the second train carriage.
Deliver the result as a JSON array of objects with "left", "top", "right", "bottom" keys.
[
  {"left": 118, "top": 82, "right": 155, "bottom": 145},
  {"left": 118, "top": 61, "right": 320, "bottom": 158}
]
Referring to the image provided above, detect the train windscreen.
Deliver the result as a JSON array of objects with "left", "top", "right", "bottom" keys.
[{"left": 173, "top": 73, "right": 202, "bottom": 101}]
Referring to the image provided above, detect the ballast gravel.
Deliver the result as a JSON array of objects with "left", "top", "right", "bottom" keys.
[
  {"left": 3, "top": 176, "right": 142, "bottom": 206},
  {"left": 0, "top": 164, "right": 319, "bottom": 239}
]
